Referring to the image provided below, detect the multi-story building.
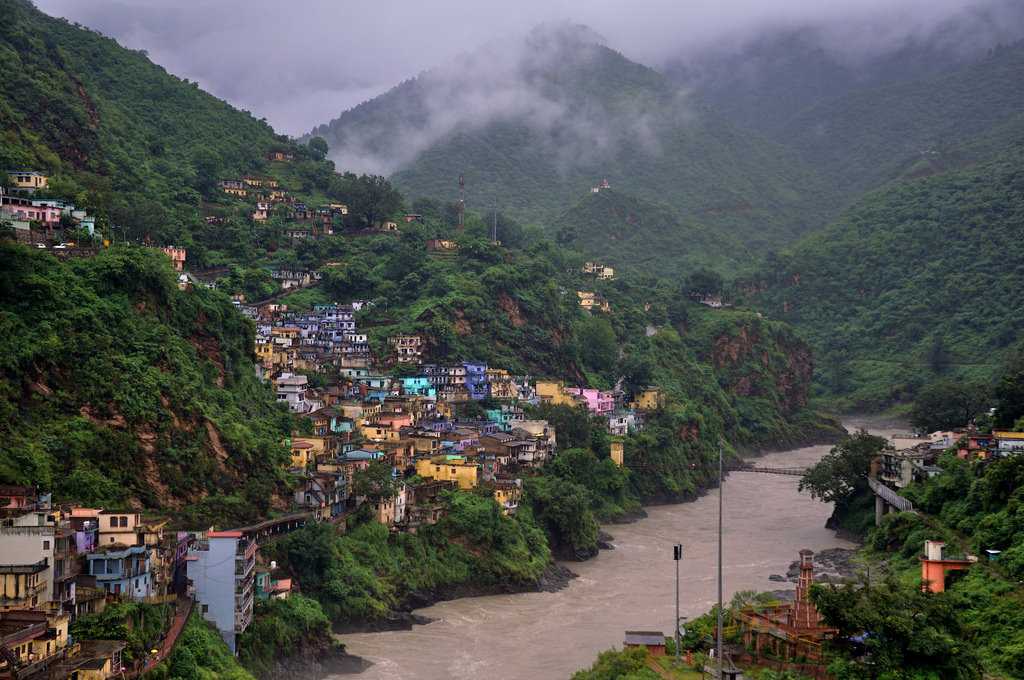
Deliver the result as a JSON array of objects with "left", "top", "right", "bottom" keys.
[
  {"left": 388, "top": 335, "right": 423, "bottom": 364},
  {"left": 415, "top": 455, "right": 478, "bottom": 490},
  {"left": 463, "top": 362, "right": 490, "bottom": 400},
  {"left": 85, "top": 544, "right": 152, "bottom": 600},
  {"left": 0, "top": 510, "right": 57, "bottom": 610},
  {"left": 186, "top": 531, "right": 257, "bottom": 653},
  {"left": 276, "top": 373, "right": 311, "bottom": 413}
]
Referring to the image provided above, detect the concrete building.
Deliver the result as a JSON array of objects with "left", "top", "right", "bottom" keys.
[
  {"left": 186, "top": 530, "right": 257, "bottom": 653},
  {"left": 85, "top": 544, "right": 152, "bottom": 600},
  {"left": 0, "top": 510, "right": 57, "bottom": 610},
  {"left": 276, "top": 373, "right": 311, "bottom": 413},
  {"left": 920, "top": 540, "right": 975, "bottom": 593}
]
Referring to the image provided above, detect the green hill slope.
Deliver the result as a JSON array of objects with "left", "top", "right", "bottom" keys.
[
  {"left": 309, "top": 27, "right": 835, "bottom": 257},
  {"left": 0, "top": 0, "right": 288, "bottom": 203},
  {"left": 0, "top": 244, "right": 292, "bottom": 524},
  {"left": 554, "top": 188, "right": 748, "bottom": 274},
  {"left": 747, "top": 134, "right": 1024, "bottom": 409}
]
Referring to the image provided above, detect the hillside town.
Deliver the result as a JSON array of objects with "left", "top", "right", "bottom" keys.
[{"left": 0, "top": 160, "right": 665, "bottom": 676}]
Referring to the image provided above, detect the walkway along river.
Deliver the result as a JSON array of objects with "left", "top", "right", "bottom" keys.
[{"left": 329, "top": 418, "right": 899, "bottom": 680}]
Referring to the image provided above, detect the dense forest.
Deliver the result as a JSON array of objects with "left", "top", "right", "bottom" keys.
[
  {"left": 0, "top": 244, "right": 293, "bottom": 525},
  {"left": 748, "top": 133, "right": 1024, "bottom": 410}
]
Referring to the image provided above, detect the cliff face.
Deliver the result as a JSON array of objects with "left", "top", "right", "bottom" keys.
[{"left": 706, "top": 312, "right": 814, "bottom": 416}]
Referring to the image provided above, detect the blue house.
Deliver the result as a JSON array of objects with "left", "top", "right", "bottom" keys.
[
  {"left": 86, "top": 544, "right": 153, "bottom": 600},
  {"left": 485, "top": 404, "right": 525, "bottom": 431},
  {"left": 402, "top": 376, "right": 436, "bottom": 398},
  {"left": 464, "top": 362, "right": 490, "bottom": 400},
  {"left": 187, "top": 531, "right": 256, "bottom": 653}
]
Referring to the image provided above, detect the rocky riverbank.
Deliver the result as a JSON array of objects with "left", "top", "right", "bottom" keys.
[
  {"left": 332, "top": 562, "right": 578, "bottom": 636},
  {"left": 767, "top": 547, "right": 859, "bottom": 591},
  {"left": 257, "top": 640, "right": 374, "bottom": 679}
]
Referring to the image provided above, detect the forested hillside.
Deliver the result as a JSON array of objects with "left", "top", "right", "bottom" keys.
[
  {"left": 308, "top": 26, "right": 834, "bottom": 254},
  {"left": 0, "top": 244, "right": 293, "bottom": 525},
  {"left": 747, "top": 134, "right": 1024, "bottom": 410},
  {"left": 0, "top": 0, "right": 285, "bottom": 230},
  {"left": 554, "top": 188, "right": 748, "bottom": 275},
  {"left": 778, "top": 39, "right": 1024, "bottom": 196}
]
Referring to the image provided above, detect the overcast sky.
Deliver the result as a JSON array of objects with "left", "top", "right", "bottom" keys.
[{"left": 35, "top": 0, "right": 1017, "bottom": 136}]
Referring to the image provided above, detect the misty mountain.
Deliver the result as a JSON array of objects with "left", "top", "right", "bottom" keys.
[
  {"left": 780, "top": 39, "right": 1024, "bottom": 199},
  {"left": 667, "top": 0, "right": 1024, "bottom": 139},
  {"left": 309, "top": 25, "right": 835, "bottom": 252}
]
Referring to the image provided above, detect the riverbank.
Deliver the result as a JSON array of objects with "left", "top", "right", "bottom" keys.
[
  {"left": 331, "top": 562, "right": 578, "bottom": 635},
  {"left": 331, "top": 433, "right": 864, "bottom": 680}
]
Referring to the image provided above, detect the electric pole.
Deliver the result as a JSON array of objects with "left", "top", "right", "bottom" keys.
[
  {"left": 716, "top": 440, "right": 724, "bottom": 678},
  {"left": 457, "top": 174, "right": 465, "bottom": 231}
]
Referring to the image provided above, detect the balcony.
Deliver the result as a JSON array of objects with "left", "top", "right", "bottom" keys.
[
  {"left": 235, "top": 557, "right": 255, "bottom": 579},
  {"left": 236, "top": 540, "right": 257, "bottom": 562}
]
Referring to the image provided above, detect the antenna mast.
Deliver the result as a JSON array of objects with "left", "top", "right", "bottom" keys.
[
  {"left": 457, "top": 174, "right": 465, "bottom": 231},
  {"left": 491, "top": 202, "right": 497, "bottom": 243}
]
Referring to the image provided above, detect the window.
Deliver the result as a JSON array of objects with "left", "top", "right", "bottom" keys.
[
  {"left": 42, "top": 540, "right": 50, "bottom": 551},
  {"left": 120, "top": 516, "right": 128, "bottom": 528},
  {"left": 202, "top": 604, "right": 209, "bottom": 614},
  {"left": 109, "top": 516, "right": 118, "bottom": 528}
]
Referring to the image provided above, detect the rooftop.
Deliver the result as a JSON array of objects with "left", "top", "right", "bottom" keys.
[{"left": 624, "top": 631, "right": 666, "bottom": 646}]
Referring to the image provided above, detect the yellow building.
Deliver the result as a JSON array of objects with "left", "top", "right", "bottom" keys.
[
  {"left": 361, "top": 425, "right": 399, "bottom": 443},
  {"left": 222, "top": 186, "right": 248, "bottom": 197},
  {"left": 630, "top": 388, "right": 664, "bottom": 411},
  {"left": 290, "top": 440, "right": 316, "bottom": 468},
  {"left": 610, "top": 440, "right": 625, "bottom": 466},
  {"left": 492, "top": 480, "right": 522, "bottom": 515},
  {"left": 7, "top": 171, "right": 49, "bottom": 191},
  {"left": 0, "top": 611, "right": 70, "bottom": 669},
  {"left": 486, "top": 368, "right": 517, "bottom": 400},
  {"left": 0, "top": 566, "right": 48, "bottom": 611},
  {"left": 416, "top": 456, "right": 478, "bottom": 490},
  {"left": 536, "top": 380, "right": 577, "bottom": 407}
]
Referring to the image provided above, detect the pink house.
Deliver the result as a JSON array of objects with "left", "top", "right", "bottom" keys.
[
  {"left": 565, "top": 387, "right": 616, "bottom": 414},
  {"left": 1, "top": 199, "right": 62, "bottom": 226},
  {"left": 377, "top": 413, "right": 414, "bottom": 430}
]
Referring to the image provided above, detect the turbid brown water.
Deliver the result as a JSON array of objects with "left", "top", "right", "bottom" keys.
[{"left": 331, "top": 418, "right": 897, "bottom": 680}]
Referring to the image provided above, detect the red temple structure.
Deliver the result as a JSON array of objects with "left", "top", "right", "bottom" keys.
[{"left": 736, "top": 549, "right": 837, "bottom": 677}]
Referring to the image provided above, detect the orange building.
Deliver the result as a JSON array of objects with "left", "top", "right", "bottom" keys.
[{"left": 920, "top": 540, "right": 974, "bottom": 593}]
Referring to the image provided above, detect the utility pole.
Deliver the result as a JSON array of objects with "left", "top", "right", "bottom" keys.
[
  {"left": 673, "top": 543, "right": 682, "bottom": 662},
  {"left": 457, "top": 174, "right": 465, "bottom": 231},
  {"left": 716, "top": 441, "right": 724, "bottom": 679}
]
